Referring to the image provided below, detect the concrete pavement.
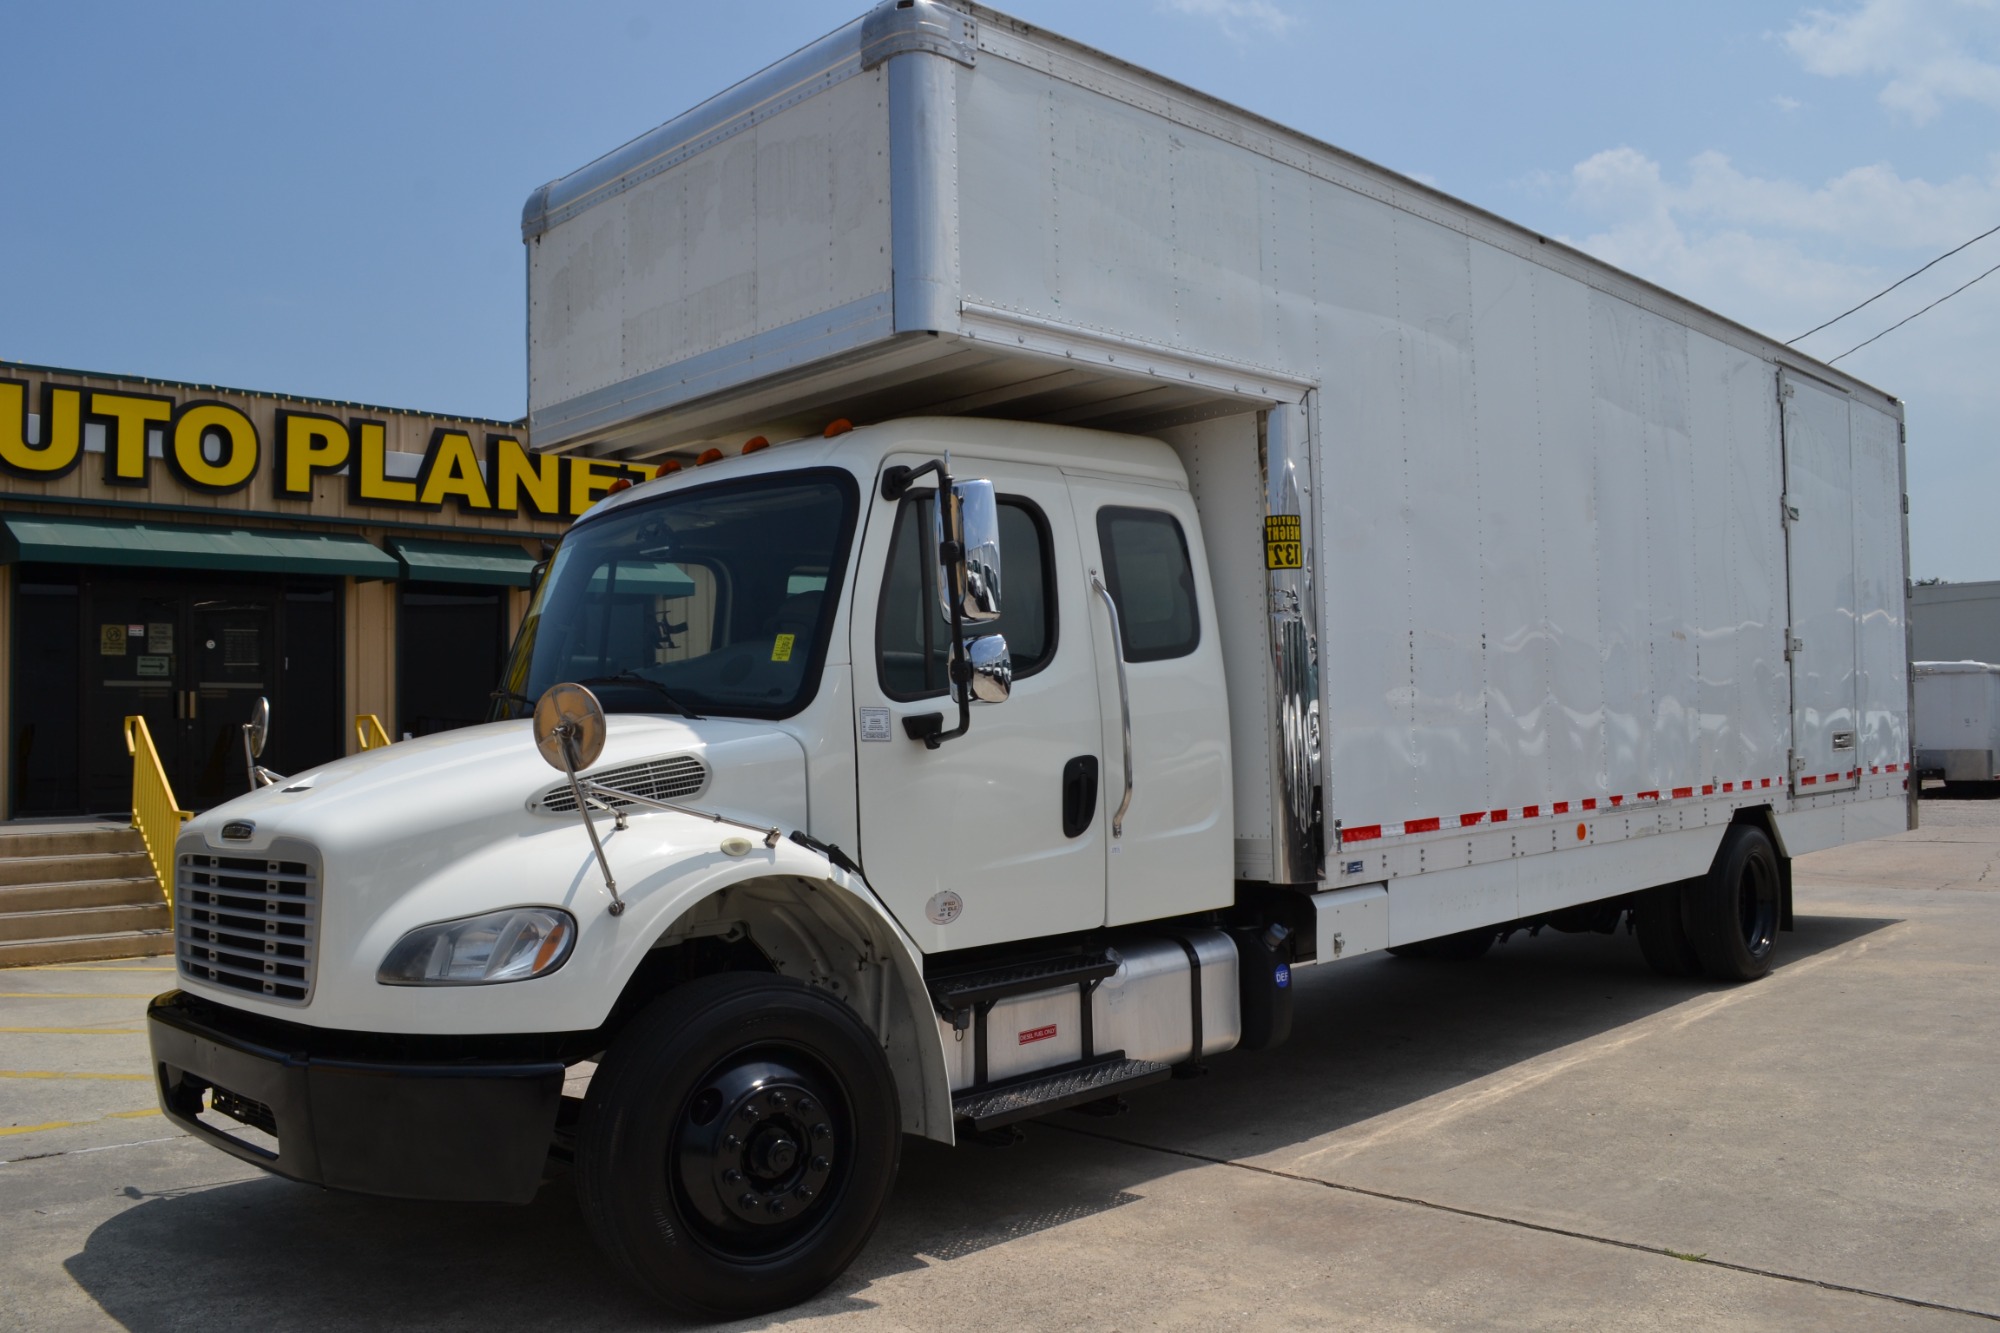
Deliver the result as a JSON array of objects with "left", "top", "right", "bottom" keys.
[{"left": 3, "top": 801, "right": 1997, "bottom": 1329}]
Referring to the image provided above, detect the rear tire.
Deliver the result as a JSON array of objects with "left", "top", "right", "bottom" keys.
[
  {"left": 1684, "top": 825, "right": 1782, "bottom": 982},
  {"left": 576, "top": 972, "right": 900, "bottom": 1319},
  {"left": 1633, "top": 881, "right": 1704, "bottom": 977}
]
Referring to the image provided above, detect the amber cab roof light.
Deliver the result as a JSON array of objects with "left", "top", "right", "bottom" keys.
[
  {"left": 823, "top": 418, "right": 854, "bottom": 438},
  {"left": 741, "top": 436, "right": 770, "bottom": 454},
  {"left": 695, "top": 448, "right": 725, "bottom": 466},
  {"left": 655, "top": 460, "right": 682, "bottom": 478}
]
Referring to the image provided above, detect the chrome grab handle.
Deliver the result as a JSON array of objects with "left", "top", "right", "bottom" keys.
[{"left": 1090, "top": 572, "right": 1134, "bottom": 838}]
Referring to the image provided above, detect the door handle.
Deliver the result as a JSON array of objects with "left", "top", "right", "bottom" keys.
[
  {"left": 1089, "top": 572, "right": 1134, "bottom": 837},
  {"left": 1062, "top": 756, "right": 1099, "bottom": 838}
]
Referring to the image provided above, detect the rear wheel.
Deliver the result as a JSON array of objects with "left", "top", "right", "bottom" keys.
[
  {"left": 576, "top": 972, "right": 900, "bottom": 1319},
  {"left": 1684, "top": 825, "right": 1782, "bottom": 982}
]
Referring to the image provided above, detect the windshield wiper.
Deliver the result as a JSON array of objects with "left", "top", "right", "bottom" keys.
[{"left": 575, "top": 671, "right": 704, "bottom": 720}]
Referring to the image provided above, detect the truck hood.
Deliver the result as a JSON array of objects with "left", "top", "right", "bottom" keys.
[{"left": 174, "top": 716, "right": 811, "bottom": 1012}]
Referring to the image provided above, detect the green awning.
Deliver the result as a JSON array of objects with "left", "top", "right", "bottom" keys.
[
  {"left": 387, "top": 536, "right": 538, "bottom": 587},
  {"left": 0, "top": 513, "right": 401, "bottom": 578}
]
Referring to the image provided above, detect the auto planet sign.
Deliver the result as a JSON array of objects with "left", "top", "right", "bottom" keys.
[{"left": 1, "top": 378, "right": 647, "bottom": 519}]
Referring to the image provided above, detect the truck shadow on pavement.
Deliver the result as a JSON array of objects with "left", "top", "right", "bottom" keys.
[{"left": 63, "top": 912, "right": 1892, "bottom": 1331}]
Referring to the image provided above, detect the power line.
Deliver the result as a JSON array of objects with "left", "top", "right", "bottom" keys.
[
  {"left": 1827, "top": 256, "right": 2000, "bottom": 365},
  {"left": 1787, "top": 220, "right": 2000, "bottom": 344}
]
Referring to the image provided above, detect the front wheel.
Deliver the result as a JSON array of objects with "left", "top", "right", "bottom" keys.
[{"left": 576, "top": 972, "right": 901, "bottom": 1319}]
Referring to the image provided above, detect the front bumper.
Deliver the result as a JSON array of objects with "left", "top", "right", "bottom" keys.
[{"left": 147, "top": 991, "right": 566, "bottom": 1204}]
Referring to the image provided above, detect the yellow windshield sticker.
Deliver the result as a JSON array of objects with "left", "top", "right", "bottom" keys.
[{"left": 771, "top": 633, "right": 796, "bottom": 663}]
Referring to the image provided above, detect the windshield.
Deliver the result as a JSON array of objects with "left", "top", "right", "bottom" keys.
[{"left": 495, "top": 469, "right": 859, "bottom": 720}]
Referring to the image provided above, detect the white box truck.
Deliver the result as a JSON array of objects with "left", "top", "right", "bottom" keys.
[
  {"left": 1914, "top": 660, "right": 2000, "bottom": 792},
  {"left": 149, "top": 1, "right": 1913, "bottom": 1316}
]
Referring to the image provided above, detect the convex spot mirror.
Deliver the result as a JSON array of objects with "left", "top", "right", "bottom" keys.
[
  {"left": 966, "top": 633, "right": 1011, "bottom": 704},
  {"left": 534, "top": 682, "right": 607, "bottom": 773},
  {"left": 245, "top": 696, "right": 270, "bottom": 759},
  {"left": 936, "top": 478, "right": 1002, "bottom": 625}
]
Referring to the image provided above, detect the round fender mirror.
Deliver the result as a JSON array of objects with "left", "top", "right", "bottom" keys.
[
  {"left": 245, "top": 696, "right": 271, "bottom": 759},
  {"left": 533, "top": 682, "right": 607, "bottom": 774}
]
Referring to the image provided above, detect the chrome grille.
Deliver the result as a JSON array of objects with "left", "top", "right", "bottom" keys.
[
  {"left": 538, "top": 754, "right": 707, "bottom": 813},
  {"left": 176, "top": 850, "right": 320, "bottom": 1005}
]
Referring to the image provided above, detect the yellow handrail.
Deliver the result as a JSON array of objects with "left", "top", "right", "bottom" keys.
[
  {"left": 355, "top": 714, "right": 393, "bottom": 750},
  {"left": 123, "top": 716, "right": 192, "bottom": 917}
]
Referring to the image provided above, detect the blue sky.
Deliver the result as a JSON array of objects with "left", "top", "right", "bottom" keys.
[{"left": 3, "top": 0, "right": 1994, "bottom": 577}]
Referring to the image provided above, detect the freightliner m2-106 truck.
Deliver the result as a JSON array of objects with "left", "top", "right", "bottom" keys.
[{"left": 148, "top": 1, "right": 1913, "bottom": 1316}]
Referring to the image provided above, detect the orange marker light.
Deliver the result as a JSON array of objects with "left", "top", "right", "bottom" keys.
[
  {"left": 823, "top": 418, "right": 854, "bottom": 438},
  {"left": 742, "top": 436, "right": 770, "bottom": 454},
  {"left": 655, "top": 460, "right": 682, "bottom": 477},
  {"left": 696, "top": 448, "right": 725, "bottom": 466},
  {"left": 607, "top": 478, "right": 633, "bottom": 494},
  {"left": 1576, "top": 822, "right": 1587, "bottom": 841}
]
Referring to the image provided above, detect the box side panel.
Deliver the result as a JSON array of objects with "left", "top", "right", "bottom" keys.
[{"left": 527, "top": 69, "right": 893, "bottom": 440}]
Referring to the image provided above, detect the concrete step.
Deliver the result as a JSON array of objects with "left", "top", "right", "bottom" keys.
[
  {"left": 0, "top": 877, "right": 166, "bottom": 914},
  {"left": 0, "top": 827, "right": 146, "bottom": 859},
  {"left": 0, "top": 902, "right": 172, "bottom": 944},
  {"left": 0, "top": 851, "right": 155, "bottom": 888},
  {"left": 0, "top": 929, "right": 174, "bottom": 967}
]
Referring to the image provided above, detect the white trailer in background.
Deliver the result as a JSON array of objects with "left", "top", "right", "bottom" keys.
[
  {"left": 151, "top": 0, "right": 1914, "bottom": 1317},
  {"left": 1914, "top": 660, "right": 2000, "bottom": 791}
]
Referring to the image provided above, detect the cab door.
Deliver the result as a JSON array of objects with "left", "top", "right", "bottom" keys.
[
  {"left": 1064, "top": 476, "right": 1233, "bottom": 926},
  {"left": 852, "top": 455, "right": 1107, "bottom": 952}
]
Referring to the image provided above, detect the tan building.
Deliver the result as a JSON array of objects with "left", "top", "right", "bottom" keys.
[{"left": 0, "top": 361, "right": 648, "bottom": 818}]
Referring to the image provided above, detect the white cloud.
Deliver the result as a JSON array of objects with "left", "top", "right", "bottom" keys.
[
  {"left": 1773, "top": 93, "right": 1804, "bottom": 111},
  {"left": 1784, "top": 0, "right": 2000, "bottom": 122},
  {"left": 1156, "top": 0, "right": 1298, "bottom": 40}
]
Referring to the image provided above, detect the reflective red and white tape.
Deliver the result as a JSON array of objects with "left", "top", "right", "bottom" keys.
[{"left": 1338, "top": 763, "right": 1906, "bottom": 846}]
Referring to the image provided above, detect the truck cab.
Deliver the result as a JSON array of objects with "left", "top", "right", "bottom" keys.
[{"left": 148, "top": 418, "right": 1254, "bottom": 1317}]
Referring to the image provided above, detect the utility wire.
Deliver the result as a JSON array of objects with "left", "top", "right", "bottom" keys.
[
  {"left": 1827, "top": 256, "right": 2000, "bottom": 365},
  {"left": 1787, "top": 221, "right": 2000, "bottom": 344}
]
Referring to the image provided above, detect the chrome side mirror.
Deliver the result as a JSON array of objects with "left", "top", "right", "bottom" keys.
[
  {"left": 936, "top": 478, "right": 1002, "bottom": 624},
  {"left": 532, "top": 682, "right": 624, "bottom": 916},
  {"left": 965, "top": 633, "right": 1011, "bottom": 704}
]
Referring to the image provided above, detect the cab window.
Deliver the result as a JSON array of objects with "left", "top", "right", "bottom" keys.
[{"left": 877, "top": 494, "right": 1055, "bottom": 699}]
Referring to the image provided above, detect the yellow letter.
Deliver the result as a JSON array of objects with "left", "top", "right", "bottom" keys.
[
  {"left": 0, "top": 381, "right": 82, "bottom": 478},
  {"left": 275, "top": 411, "right": 350, "bottom": 498},
  {"left": 417, "top": 430, "right": 494, "bottom": 511},
  {"left": 89, "top": 391, "right": 173, "bottom": 486},
  {"left": 169, "top": 401, "right": 260, "bottom": 493},
  {"left": 489, "top": 435, "right": 562, "bottom": 518},
  {"left": 567, "top": 456, "right": 641, "bottom": 516},
  {"left": 348, "top": 419, "right": 418, "bottom": 506}
]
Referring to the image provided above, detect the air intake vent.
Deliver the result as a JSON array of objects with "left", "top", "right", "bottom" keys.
[
  {"left": 177, "top": 848, "right": 321, "bottom": 1005},
  {"left": 539, "top": 754, "right": 708, "bottom": 813}
]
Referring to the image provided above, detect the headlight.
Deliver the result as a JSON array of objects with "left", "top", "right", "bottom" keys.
[{"left": 377, "top": 908, "right": 576, "bottom": 986}]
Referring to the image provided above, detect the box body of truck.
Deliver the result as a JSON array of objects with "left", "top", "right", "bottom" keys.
[
  {"left": 1914, "top": 660, "right": 2000, "bottom": 787},
  {"left": 520, "top": 0, "right": 1912, "bottom": 930},
  {"left": 150, "top": 1, "right": 1912, "bottom": 1317}
]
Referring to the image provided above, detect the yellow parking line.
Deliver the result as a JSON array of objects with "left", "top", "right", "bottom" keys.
[
  {"left": 0, "top": 1069, "right": 149, "bottom": 1081},
  {"left": 0, "top": 993, "right": 152, "bottom": 999},
  {"left": 0, "top": 1027, "right": 145, "bottom": 1035},
  {"left": 1, "top": 1108, "right": 161, "bottom": 1138}
]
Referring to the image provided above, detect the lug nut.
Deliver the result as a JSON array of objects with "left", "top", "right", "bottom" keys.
[
  {"left": 796, "top": 1186, "right": 814, "bottom": 1202},
  {"left": 770, "top": 1091, "right": 789, "bottom": 1108},
  {"left": 811, "top": 1155, "right": 830, "bottom": 1173},
  {"left": 768, "top": 1199, "right": 788, "bottom": 1217},
  {"left": 797, "top": 1097, "right": 815, "bottom": 1113},
  {"left": 740, "top": 1103, "right": 759, "bottom": 1120},
  {"left": 739, "top": 1193, "right": 760, "bottom": 1210},
  {"left": 811, "top": 1122, "right": 830, "bottom": 1139},
  {"left": 723, "top": 1133, "right": 740, "bottom": 1150},
  {"left": 724, "top": 1169, "right": 743, "bottom": 1184}
]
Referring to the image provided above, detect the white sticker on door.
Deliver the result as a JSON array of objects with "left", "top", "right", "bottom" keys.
[{"left": 859, "top": 707, "right": 891, "bottom": 742}]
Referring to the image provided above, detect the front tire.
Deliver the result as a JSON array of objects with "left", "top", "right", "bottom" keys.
[
  {"left": 576, "top": 972, "right": 901, "bottom": 1319},
  {"left": 1684, "top": 825, "right": 1782, "bottom": 982}
]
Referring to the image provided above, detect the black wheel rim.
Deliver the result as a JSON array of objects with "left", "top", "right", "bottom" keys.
[
  {"left": 1737, "top": 852, "right": 1778, "bottom": 961},
  {"left": 670, "top": 1045, "right": 852, "bottom": 1260}
]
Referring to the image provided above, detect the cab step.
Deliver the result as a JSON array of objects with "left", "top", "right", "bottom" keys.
[
  {"left": 952, "top": 1055, "right": 1171, "bottom": 1132},
  {"left": 926, "top": 948, "right": 1120, "bottom": 1016}
]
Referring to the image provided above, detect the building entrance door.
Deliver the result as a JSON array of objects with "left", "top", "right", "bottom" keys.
[{"left": 85, "top": 581, "right": 280, "bottom": 811}]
